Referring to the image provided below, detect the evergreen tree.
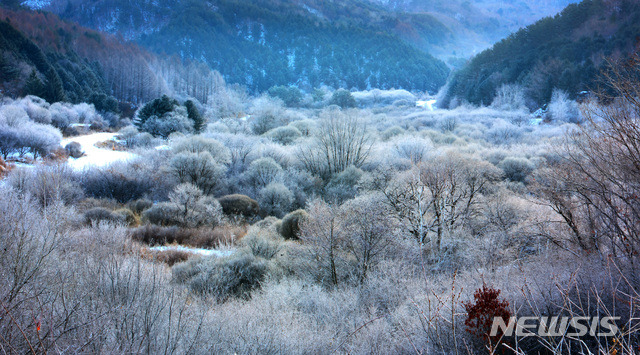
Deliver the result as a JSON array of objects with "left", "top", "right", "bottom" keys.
[
  {"left": 330, "top": 89, "right": 357, "bottom": 109},
  {"left": 136, "top": 95, "right": 179, "bottom": 129},
  {"left": 185, "top": 100, "right": 205, "bottom": 133},
  {"left": 44, "top": 68, "right": 66, "bottom": 103},
  {"left": 0, "top": 54, "right": 19, "bottom": 81},
  {"left": 24, "top": 70, "right": 45, "bottom": 98}
]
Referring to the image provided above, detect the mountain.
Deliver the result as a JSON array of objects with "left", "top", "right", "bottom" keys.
[
  {"left": 442, "top": 0, "right": 640, "bottom": 108},
  {"left": 0, "top": 7, "right": 227, "bottom": 107},
  {"left": 367, "top": 0, "right": 579, "bottom": 58},
  {"left": 34, "top": 0, "right": 451, "bottom": 93}
]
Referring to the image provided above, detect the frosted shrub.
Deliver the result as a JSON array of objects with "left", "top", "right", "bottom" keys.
[
  {"left": 0, "top": 105, "right": 29, "bottom": 126},
  {"left": 325, "top": 166, "right": 363, "bottom": 203},
  {"left": 169, "top": 152, "right": 227, "bottom": 194},
  {"left": 277, "top": 209, "right": 308, "bottom": 240},
  {"left": 253, "top": 142, "right": 293, "bottom": 168},
  {"left": 499, "top": 157, "right": 535, "bottom": 182},
  {"left": 9, "top": 164, "right": 83, "bottom": 207},
  {"left": 485, "top": 119, "right": 522, "bottom": 145},
  {"left": 143, "top": 183, "right": 224, "bottom": 228},
  {"left": 173, "top": 251, "right": 268, "bottom": 302},
  {"left": 265, "top": 125, "right": 302, "bottom": 145},
  {"left": 65, "top": 141, "right": 84, "bottom": 158},
  {"left": 391, "top": 135, "right": 433, "bottom": 165},
  {"left": 118, "top": 126, "right": 139, "bottom": 147},
  {"left": 18, "top": 96, "right": 52, "bottom": 124},
  {"left": 289, "top": 119, "right": 316, "bottom": 136},
  {"left": 548, "top": 89, "right": 582, "bottom": 123},
  {"left": 217, "top": 194, "right": 260, "bottom": 217},
  {"left": 244, "top": 157, "right": 283, "bottom": 188},
  {"left": 141, "top": 106, "right": 194, "bottom": 138},
  {"left": 491, "top": 84, "right": 527, "bottom": 111},
  {"left": 20, "top": 123, "right": 63, "bottom": 159},
  {"left": 50, "top": 102, "right": 80, "bottom": 129},
  {"left": 172, "top": 136, "right": 231, "bottom": 165},
  {"left": 381, "top": 125, "right": 405, "bottom": 141},
  {"left": 84, "top": 207, "right": 126, "bottom": 225},
  {"left": 251, "top": 96, "right": 286, "bottom": 134},
  {"left": 259, "top": 182, "right": 294, "bottom": 217},
  {"left": 241, "top": 232, "right": 283, "bottom": 260}
]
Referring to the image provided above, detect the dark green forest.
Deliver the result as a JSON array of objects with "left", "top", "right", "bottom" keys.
[
  {"left": 50, "top": 0, "right": 451, "bottom": 93},
  {"left": 0, "top": 14, "right": 114, "bottom": 107},
  {"left": 443, "top": 0, "right": 640, "bottom": 108}
]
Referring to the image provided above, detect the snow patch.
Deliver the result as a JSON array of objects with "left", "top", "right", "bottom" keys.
[
  {"left": 62, "top": 132, "right": 137, "bottom": 171},
  {"left": 149, "top": 245, "right": 234, "bottom": 258},
  {"left": 417, "top": 99, "right": 437, "bottom": 111}
]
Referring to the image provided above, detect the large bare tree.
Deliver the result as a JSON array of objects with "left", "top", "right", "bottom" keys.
[{"left": 533, "top": 55, "right": 640, "bottom": 263}]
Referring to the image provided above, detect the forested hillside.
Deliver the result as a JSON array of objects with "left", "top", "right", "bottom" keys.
[
  {"left": 442, "top": 0, "right": 640, "bottom": 108},
  {"left": 0, "top": 8, "right": 227, "bottom": 107},
  {"left": 36, "top": 0, "right": 451, "bottom": 92}
]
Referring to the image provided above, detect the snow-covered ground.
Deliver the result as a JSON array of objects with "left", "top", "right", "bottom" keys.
[
  {"left": 62, "top": 133, "right": 137, "bottom": 171},
  {"left": 149, "top": 245, "right": 234, "bottom": 258},
  {"left": 416, "top": 99, "right": 437, "bottom": 111}
]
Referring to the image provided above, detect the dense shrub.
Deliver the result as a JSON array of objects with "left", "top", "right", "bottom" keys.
[
  {"left": 258, "top": 182, "right": 295, "bottom": 217},
  {"left": 241, "top": 232, "right": 283, "bottom": 260},
  {"left": 169, "top": 152, "right": 227, "bottom": 195},
  {"left": 79, "top": 163, "right": 156, "bottom": 203},
  {"left": 172, "top": 251, "right": 268, "bottom": 302},
  {"left": 244, "top": 157, "right": 283, "bottom": 188},
  {"left": 330, "top": 89, "right": 356, "bottom": 108},
  {"left": 381, "top": 126, "right": 405, "bottom": 141},
  {"left": 547, "top": 89, "right": 582, "bottom": 123},
  {"left": 84, "top": 207, "right": 125, "bottom": 225},
  {"left": 127, "top": 198, "right": 153, "bottom": 214},
  {"left": 114, "top": 208, "right": 137, "bottom": 226},
  {"left": 142, "top": 183, "right": 224, "bottom": 228},
  {"left": 499, "top": 157, "right": 535, "bottom": 182},
  {"left": 265, "top": 125, "right": 302, "bottom": 145},
  {"left": 267, "top": 86, "right": 303, "bottom": 107},
  {"left": 251, "top": 96, "right": 286, "bottom": 135},
  {"left": 324, "top": 166, "right": 363, "bottom": 203},
  {"left": 145, "top": 249, "right": 192, "bottom": 266},
  {"left": 277, "top": 209, "right": 308, "bottom": 240},
  {"left": 217, "top": 194, "right": 260, "bottom": 217},
  {"left": 172, "top": 136, "right": 231, "bottom": 165},
  {"left": 8, "top": 164, "right": 83, "bottom": 206},
  {"left": 130, "top": 224, "right": 243, "bottom": 248},
  {"left": 0, "top": 105, "right": 62, "bottom": 159},
  {"left": 64, "top": 141, "right": 84, "bottom": 158}
]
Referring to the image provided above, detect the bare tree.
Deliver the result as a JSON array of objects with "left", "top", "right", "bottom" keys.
[
  {"left": 299, "top": 199, "right": 343, "bottom": 286},
  {"left": 533, "top": 55, "right": 640, "bottom": 263},
  {"left": 297, "top": 108, "right": 373, "bottom": 180},
  {"left": 371, "top": 153, "right": 500, "bottom": 253},
  {"left": 340, "top": 193, "right": 396, "bottom": 283}
]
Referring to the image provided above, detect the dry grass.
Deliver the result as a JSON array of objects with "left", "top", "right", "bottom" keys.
[{"left": 130, "top": 224, "right": 247, "bottom": 249}]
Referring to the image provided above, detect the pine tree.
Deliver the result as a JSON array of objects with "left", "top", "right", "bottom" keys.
[
  {"left": 24, "top": 70, "right": 45, "bottom": 98},
  {"left": 44, "top": 68, "right": 66, "bottom": 103},
  {"left": 185, "top": 100, "right": 205, "bottom": 133}
]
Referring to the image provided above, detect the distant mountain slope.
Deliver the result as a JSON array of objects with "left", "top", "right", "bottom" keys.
[
  {"left": 0, "top": 7, "right": 233, "bottom": 107},
  {"left": 36, "top": 0, "right": 450, "bottom": 93},
  {"left": 442, "top": 0, "right": 640, "bottom": 108},
  {"left": 368, "top": 0, "right": 579, "bottom": 58},
  {"left": 0, "top": 8, "right": 171, "bottom": 105}
]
